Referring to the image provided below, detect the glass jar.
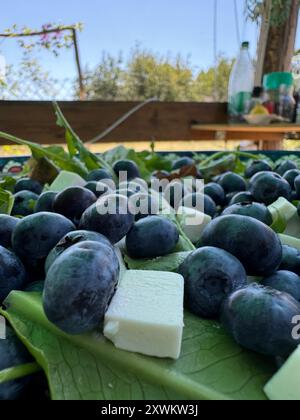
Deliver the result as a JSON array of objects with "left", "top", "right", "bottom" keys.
[
  {"left": 263, "top": 72, "right": 295, "bottom": 122},
  {"left": 278, "top": 84, "right": 296, "bottom": 121}
]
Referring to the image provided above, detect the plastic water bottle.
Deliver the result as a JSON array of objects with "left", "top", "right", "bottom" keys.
[{"left": 228, "top": 42, "right": 254, "bottom": 123}]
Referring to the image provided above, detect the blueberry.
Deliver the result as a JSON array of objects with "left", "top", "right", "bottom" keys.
[
  {"left": 84, "top": 181, "right": 111, "bottom": 198},
  {"left": 217, "top": 172, "right": 247, "bottom": 194},
  {"left": 221, "top": 284, "right": 300, "bottom": 358},
  {"left": 280, "top": 245, "right": 300, "bottom": 275},
  {"left": 164, "top": 181, "right": 190, "bottom": 210},
  {"left": 222, "top": 202, "right": 273, "bottom": 226},
  {"left": 113, "top": 160, "right": 140, "bottom": 181},
  {"left": 203, "top": 183, "right": 225, "bottom": 206},
  {"left": 283, "top": 169, "right": 300, "bottom": 189},
  {"left": 294, "top": 175, "right": 300, "bottom": 199},
  {"left": 0, "top": 246, "right": 27, "bottom": 303},
  {"left": 229, "top": 191, "right": 254, "bottom": 205},
  {"left": 14, "top": 178, "right": 43, "bottom": 195},
  {"left": 179, "top": 247, "right": 247, "bottom": 319},
  {"left": 115, "top": 189, "right": 135, "bottom": 198},
  {"left": 0, "top": 327, "right": 33, "bottom": 400},
  {"left": 43, "top": 241, "right": 119, "bottom": 334},
  {"left": 181, "top": 193, "right": 217, "bottom": 218},
  {"left": 128, "top": 193, "right": 160, "bottom": 221},
  {"left": 119, "top": 179, "right": 148, "bottom": 194},
  {"left": 244, "top": 160, "right": 272, "bottom": 179},
  {"left": 200, "top": 215, "right": 282, "bottom": 276},
  {"left": 126, "top": 216, "right": 179, "bottom": 259},
  {"left": 45, "top": 230, "right": 112, "bottom": 273},
  {"left": 79, "top": 194, "right": 134, "bottom": 244},
  {"left": 172, "top": 157, "right": 195, "bottom": 170},
  {"left": 249, "top": 172, "right": 291, "bottom": 205},
  {"left": 12, "top": 212, "right": 75, "bottom": 272},
  {"left": 87, "top": 169, "right": 113, "bottom": 182},
  {"left": 225, "top": 192, "right": 241, "bottom": 205},
  {"left": 53, "top": 187, "right": 97, "bottom": 225},
  {"left": 291, "top": 191, "right": 299, "bottom": 202},
  {"left": 0, "top": 215, "right": 19, "bottom": 249},
  {"left": 262, "top": 271, "right": 300, "bottom": 302},
  {"left": 12, "top": 191, "right": 39, "bottom": 217},
  {"left": 24, "top": 280, "right": 45, "bottom": 293},
  {"left": 275, "top": 160, "right": 298, "bottom": 176},
  {"left": 35, "top": 191, "right": 57, "bottom": 213}
]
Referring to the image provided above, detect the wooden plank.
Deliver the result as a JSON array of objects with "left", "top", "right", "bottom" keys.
[
  {"left": 191, "top": 124, "right": 300, "bottom": 133},
  {"left": 0, "top": 101, "right": 228, "bottom": 145},
  {"left": 191, "top": 130, "right": 284, "bottom": 142}
]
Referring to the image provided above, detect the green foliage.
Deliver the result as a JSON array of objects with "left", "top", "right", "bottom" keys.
[
  {"left": 123, "top": 48, "right": 197, "bottom": 101},
  {"left": 1, "top": 21, "right": 234, "bottom": 102},
  {"left": 1, "top": 292, "right": 274, "bottom": 400},
  {"left": 0, "top": 23, "right": 82, "bottom": 100},
  {"left": 0, "top": 363, "right": 41, "bottom": 384},
  {"left": 195, "top": 57, "right": 234, "bottom": 102},
  {"left": 84, "top": 48, "right": 234, "bottom": 102},
  {"left": 247, "top": 0, "right": 295, "bottom": 26},
  {"left": 124, "top": 252, "right": 192, "bottom": 272},
  {"left": 0, "top": 176, "right": 16, "bottom": 192},
  {"left": 0, "top": 131, "right": 88, "bottom": 177},
  {"left": 54, "top": 102, "right": 113, "bottom": 176},
  {"left": 0, "top": 188, "right": 14, "bottom": 214},
  {"left": 84, "top": 53, "right": 124, "bottom": 100},
  {"left": 2, "top": 23, "right": 83, "bottom": 56}
]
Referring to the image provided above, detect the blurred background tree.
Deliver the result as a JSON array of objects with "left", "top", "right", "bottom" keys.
[
  {"left": 0, "top": 24, "right": 234, "bottom": 102},
  {"left": 84, "top": 47, "right": 233, "bottom": 102},
  {"left": 1, "top": 2, "right": 299, "bottom": 101},
  {"left": 194, "top": 56, "right": 234, "bottom": 101}
]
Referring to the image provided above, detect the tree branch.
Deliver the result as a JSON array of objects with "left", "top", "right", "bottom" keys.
[{"left": 0, "top": 26, "right": 76, "bottom": 38}]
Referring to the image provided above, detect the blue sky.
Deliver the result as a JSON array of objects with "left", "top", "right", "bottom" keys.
[{"left": 0, "top": 0, "right": 298, "bottom": 80}]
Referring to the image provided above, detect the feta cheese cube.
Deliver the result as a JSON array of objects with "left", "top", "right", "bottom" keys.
[
  {"left": 264, "top": 346, "right": 300, "bottom": 400},
  {"left": 177, "top": 206, "right": 211, "bottom": 244},
  {"left": 104, "top": 270, "right": 184, "bottom": 359}
]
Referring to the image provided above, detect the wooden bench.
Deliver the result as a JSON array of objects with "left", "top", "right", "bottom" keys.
[
  {"left": 0, "top": 101, "right": 299, "bottom": 150},
  {"left": 190, "top": 123, "right": 300, "bottom": 150}
]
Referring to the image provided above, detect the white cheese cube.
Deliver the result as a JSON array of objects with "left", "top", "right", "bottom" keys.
[
  {"left": 104, "top": 270, "right": 184, "bottom": 359},
  {"left": 177, "top": 206, "right": 211, "bottom": 244},
  {"left": 264, "top": 346, "right": 300, "bottom": 400},
  {"left": 49, "top": 171, "right": 86, "bottom": 192},
  {"left": 284, "top": 213, "right": 300, "bottom": 239},
  {"left": 268, "top": 197, "right": 297, "bottom": 224}
]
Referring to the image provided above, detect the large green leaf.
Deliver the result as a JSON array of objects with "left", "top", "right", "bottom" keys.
[
  {"left": 126, "top": 150, "right": 152, "bottom": 181},
  {"left": 0, "top": 132, "right": 88, "bottom": 178},
  {"left": 199, "top": 155, "right": 236, "bottom": 180},
  {"left": 0, "top": 188, "right": 14, "bottom": 214},
  {"left": 138, "top": 151, "right": 173, "bottom": 173},
  {"left": 54, "top": 102, "right": 113, "bottom": 176},
  {"left": 1, "top": 292, "right": 274, "bottom": 400},
  {"left": 0, "top": 176, "right": 17, "bottom": 193},
  {"left": 124, "top": 252, "right": 191, "bottom": 272},
  {"left": 0, "top": 363, "right": 41, "bottom": 384},
  {"left": 102, "top": 145, "right": 130, "bottom": 166}
]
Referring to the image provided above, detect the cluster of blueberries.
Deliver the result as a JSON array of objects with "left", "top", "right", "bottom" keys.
[{"left": 2, "top": 156, "right": 300, "bottom": 399}]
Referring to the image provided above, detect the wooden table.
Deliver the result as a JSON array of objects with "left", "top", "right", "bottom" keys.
[{"left": 191, "top": 123, "right": 300, "bottom": 150}]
